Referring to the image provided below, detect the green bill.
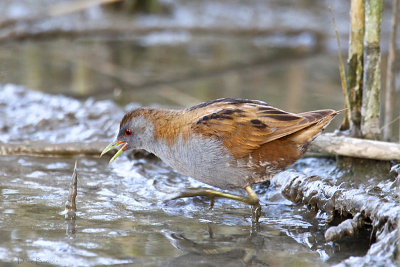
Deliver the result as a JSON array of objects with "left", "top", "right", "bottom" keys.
[
  {"left": 109, "top": 145, "right": 126, "bottom": 163},
  {"left": 100, "top": 141, "right": 127, "bottom": 163},
  {"left": 100, "top": 141, "right": 121, "bottom": 157}
]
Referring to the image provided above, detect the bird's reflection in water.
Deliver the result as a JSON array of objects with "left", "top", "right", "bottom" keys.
[
  {"left": 163, "top": 224, "right": 268, "bottom": 266},
  {"left": 66, "top": 219, "right": 76, "bottom": 238}
]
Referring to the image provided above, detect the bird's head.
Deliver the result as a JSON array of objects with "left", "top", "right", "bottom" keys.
[{"left": 100, "top": 109, "right": 154, "bottom": 163}]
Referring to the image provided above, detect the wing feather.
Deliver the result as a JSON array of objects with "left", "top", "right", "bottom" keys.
[{"left": 188, "top": 99, "right": 336, "bottom": 158}]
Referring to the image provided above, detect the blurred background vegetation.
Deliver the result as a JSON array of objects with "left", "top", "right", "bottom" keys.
[{"left": 0, "top": 0, "right": 398, "bottom": 138}]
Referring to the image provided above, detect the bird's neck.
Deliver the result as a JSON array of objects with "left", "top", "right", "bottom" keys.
[
  {"left": 137, "top": 108, "right": 189, "bottom": 153},
  {"left": 145, "top": 108, "right": 190, "bottom": 145}
]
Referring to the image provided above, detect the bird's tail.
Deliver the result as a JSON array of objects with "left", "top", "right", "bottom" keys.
[{"left": 289, "top": 109, "right": 341, "bottom": 144}]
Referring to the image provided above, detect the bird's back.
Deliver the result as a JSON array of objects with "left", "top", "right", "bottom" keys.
[{"left": 185, "top": 98, "right": 339, "bottom": 187}]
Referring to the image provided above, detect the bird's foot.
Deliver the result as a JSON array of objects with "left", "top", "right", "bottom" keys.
[
  {"left": 169, "top": 186, "right": 262, "bottom": 221},
  {"left": 171, "top": 187, "right": 256, "bottom": 205}
]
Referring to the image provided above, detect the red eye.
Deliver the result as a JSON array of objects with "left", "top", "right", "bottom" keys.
[{"left": 125, "top": 129, "right": 133, "bottom": 136}]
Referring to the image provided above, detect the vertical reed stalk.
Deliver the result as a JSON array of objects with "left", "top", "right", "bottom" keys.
[
  {"left": 329, "top": 7, "right": 350, "bottom": 130},
  {"left": 383, "top": 0, "right": 399, "bottom": 141},
  {"left": 361, "top": 0, "right": 384, "bottom": 140},
  {"left": 347, "top": 0, "right": 365, "bottom": 137}
]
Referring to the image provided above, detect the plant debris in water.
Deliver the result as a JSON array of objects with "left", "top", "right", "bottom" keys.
[
  {"left": 63, "top": 160, "right": 78, "bottom": 220},
  {"left": 272, "top": 164, "right": 400, "bottom": 266}
]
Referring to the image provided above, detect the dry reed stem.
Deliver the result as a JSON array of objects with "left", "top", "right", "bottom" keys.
[
  {"left": 383, "top": 0, "right": 399, "bottom": 141},
  {"left": 347, "top": 0, "right": 365, "bottom": 137},
  {"left": 361, "top": 0, "right": 384, "bottom": 140},
  {"left": 328, "top": 6, "right": 350, "bottom": 130}
]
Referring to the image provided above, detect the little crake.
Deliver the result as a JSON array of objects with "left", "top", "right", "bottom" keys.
[{"left": 101, "top": 98, "right": 339, "bottom": 221}]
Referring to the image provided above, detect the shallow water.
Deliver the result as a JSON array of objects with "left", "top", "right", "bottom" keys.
[
  {"left": 0, "top": 85, "right": 384, "bottom": 266},
  {"left": 1, "top": 154, "right": 327, "bottom": 266},
  {"left": 0, "top": 155, "right": 372, "bottom": 266}
]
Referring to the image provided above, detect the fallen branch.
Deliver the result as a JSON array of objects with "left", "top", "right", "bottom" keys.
[
  {"left": 1, "top": 133, "right": 400, "bottom": 161},
  {"left": 309, "top": 133, "right": 400, "bottom": 161},
  {"left": 0, "top": 141, "right": 107, "bottom": 156},
  {"left": 0, "top": 25, "right": 323, "bottom": 44}
]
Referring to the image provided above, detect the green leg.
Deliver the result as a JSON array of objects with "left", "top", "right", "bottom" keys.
[{"left": 171, "top": 185, "right": 261, "bottom": 222}]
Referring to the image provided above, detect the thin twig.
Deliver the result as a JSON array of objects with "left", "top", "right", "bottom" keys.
[
  {"left": 64, "top": 161, "right": 78, "bottom": 220},
  {"left": 381, "top": 114, "right": 400, "bottom": 131},
  {"left": 328, "top": 6, "right": 349, "bottom": 130}
]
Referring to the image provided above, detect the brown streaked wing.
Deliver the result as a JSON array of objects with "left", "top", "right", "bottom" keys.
[{"left": 190, "top": 102, "right": 335, "bottom": 158}]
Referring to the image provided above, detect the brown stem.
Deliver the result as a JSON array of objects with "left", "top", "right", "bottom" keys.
[
  {"left": 361, "top": 0, "right": 384, "bottom": 140},
  {"left": 346, "top": 0, "right": 365, "bottom": 137},
  {"left": 64, "top": 161, "right": 78, "bottom": 220},
  {"left": 383, "top": 0, "right": 399, "bottom": 141},
  {"left": 328, "top": 6, "right": 349, "bottom": 130}
]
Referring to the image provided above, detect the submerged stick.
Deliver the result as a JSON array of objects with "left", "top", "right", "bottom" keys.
[
  {"left": 64, "top": 161, "right": 78, "bottom": 220},
  {"left": 324, "top": 213, "right": 363, "bottom": 241}
]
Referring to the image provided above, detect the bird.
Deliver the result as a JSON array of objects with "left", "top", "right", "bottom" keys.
[{"left": 101, "top": 98, "right": 340, "bottom": 222}]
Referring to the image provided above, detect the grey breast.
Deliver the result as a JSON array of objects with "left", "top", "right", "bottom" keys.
[{"left": 152, "top": 134, "right": 250, "bottom": 190}]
